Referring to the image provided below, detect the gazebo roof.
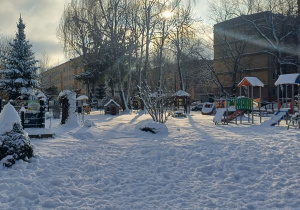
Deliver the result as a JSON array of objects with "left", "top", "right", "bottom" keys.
[
  {"left": 173, "top": 90, "right": 191, "bottom": 97},
  {"left": 104, "top": 99, "right": 120, "bottom": 107},
  {"left": 274, "top": 74, "right": 300, "bottom": 86},
  {"left": 237, "top": 77, "right": 264, "bottom": 87}
]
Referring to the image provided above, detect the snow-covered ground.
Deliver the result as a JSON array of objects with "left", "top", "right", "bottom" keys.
[{"left": 1, "top": 111, "right": 300, "bottom": 209}]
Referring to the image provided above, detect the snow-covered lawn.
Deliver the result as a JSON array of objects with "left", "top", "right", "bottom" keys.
[{"left": 1, "top": 111, "right": 300, "bottom": 209}]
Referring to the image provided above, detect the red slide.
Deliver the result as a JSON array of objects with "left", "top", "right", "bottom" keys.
[{"left": 221, "top": 110, "right": 243, "bottom": 122}]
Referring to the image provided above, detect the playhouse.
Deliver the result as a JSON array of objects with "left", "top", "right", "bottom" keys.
[{"left": 104, "top": 99, "right": 120, "bottom": 115}]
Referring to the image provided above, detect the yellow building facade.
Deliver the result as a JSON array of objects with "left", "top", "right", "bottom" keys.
[{"left": 41, "top": 57, "right": 88, "bottom": 96}]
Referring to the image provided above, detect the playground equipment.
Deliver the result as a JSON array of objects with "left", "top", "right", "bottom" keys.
[
  {"left": 201, "top": 102, "right": 215, "bottom": 115},
  {"left": 260, "top": 108, "right": 290, "bottom": 127},
  {"left": 274, "top": 73, "right": 300, "bottom": 114},
  {"left": 213, "top": 106, "right": 244, "bottom": 124},
  {"left": 237, "top": 77, "right": 264, "bottom": 124},
  {"left": 213, "top": 97, "right": 252, "bottom": 124},
  {"left": 214, "top": 77, "right": 264, "bottom": 125},
  {"left": 270, "top": 73, "right": 300, "bottom": 128},
  {"left": 287, "top": 113, "right": 300, "bottom": 130}
]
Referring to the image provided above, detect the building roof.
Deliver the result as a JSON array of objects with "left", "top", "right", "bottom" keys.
[
  {"left": 173, "top": 90, "right": 191, "bottom": 97},
  {"left": 237, "top": 77, "right": 264, "bottom": 87},
  {"left": 104, "top": 99, "right": 120, "bottom": 107},
  {"left": 275, "top": 74, "right": 300, "bottom": 85}
]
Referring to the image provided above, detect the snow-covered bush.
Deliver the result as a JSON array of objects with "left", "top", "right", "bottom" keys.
[
  {"left": 0, "top": 103, "right": 33, "bottom": 167},
  {"left": 138, "top": 84, "right": 172, "bottom": 123}
]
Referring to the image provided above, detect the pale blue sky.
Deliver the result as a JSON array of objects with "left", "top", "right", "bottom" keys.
[{"left": 0, "top": 0, "right": 210, "bottom": 66}]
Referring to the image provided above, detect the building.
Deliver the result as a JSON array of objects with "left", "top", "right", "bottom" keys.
[
  {"left": 41, "top": 57, "right": 88, "bottom": 97},
  {"left": 213, "top": 11, "right": 298, "bottom": 101}
]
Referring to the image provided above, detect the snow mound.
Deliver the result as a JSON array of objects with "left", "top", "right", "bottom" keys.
[
  {"left": 135, "top": 119, "right": 169, "bottom": 135},
  {"left": 0, "top": 103, "right": 21, "bottom": 135},
  {"left": 84, "top": 119, "right": 95, "bottom": 127}
]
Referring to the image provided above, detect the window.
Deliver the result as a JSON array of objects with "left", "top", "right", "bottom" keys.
[{"left": 272, "top": 88, "right": 277, "bottom": 97}]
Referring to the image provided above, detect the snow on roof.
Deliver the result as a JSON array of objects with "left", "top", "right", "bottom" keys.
[
  {"left": 150, "top": 92, "right": 166, "bottom": 97},
  {"left": 237, "top": 77, "right": 264, "bottom": 87},
  {"left": 274, "top": 74, "right": 300, "bottom": 85},
  {"left": 76, "top": 95, "right": 89, "bottom": 100},
  {"left": 173, "top": 90, "right": 191, "bottom": 97},
  {"left": 37, "top": 93, "right": 46, "bottom": 99},
  {"left": 104, "top": 99, "right": 120, "bottom": 107},
  {"left": 0, "top": 103, "right": 21, "bottom": 135}
]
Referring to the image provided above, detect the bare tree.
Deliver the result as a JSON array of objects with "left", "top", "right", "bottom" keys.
[
  {"left": 39, "top": 51, "right": 53, "bottom": 74},
  {"left": 168, "top": 5, "right": 198, "bottom": 91},
  {"left": 208, "top": 0, "right": 298, "bottom": 96},
  {"left": 57, "top": 0, "right": 208, "bottom": 121},
  {"left": 0, "top": 35, "right": 11, "bottom": 66}
]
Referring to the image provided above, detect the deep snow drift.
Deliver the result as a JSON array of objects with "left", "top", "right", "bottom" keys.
[{"left": 1, "top": 111, "right": 300, "bottom": 209}]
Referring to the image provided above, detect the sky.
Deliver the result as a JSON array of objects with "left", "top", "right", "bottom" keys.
[{"left": 0, "top": 0, "right": 210, "bottom": 68}]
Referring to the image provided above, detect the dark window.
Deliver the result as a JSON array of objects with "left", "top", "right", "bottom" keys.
[{"left": 272, "top": 88, "right": 277, "bottom": 96}]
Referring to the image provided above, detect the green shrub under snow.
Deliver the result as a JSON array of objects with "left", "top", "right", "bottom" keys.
[{"left": 0, "top": 123, "right": 34, "bottom": 167}]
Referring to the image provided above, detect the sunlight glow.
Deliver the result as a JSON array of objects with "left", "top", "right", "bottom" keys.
[{"left": 162, "top": 10, "right": 172, "bottom": 19}]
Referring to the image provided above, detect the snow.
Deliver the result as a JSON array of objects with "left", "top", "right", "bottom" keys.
[
  {"left": 59, "top": 90, "right": 79, "bottom": 128},
  {"left": 0, "top": 103, "right": 21, "bottom": 135},
  {"left": 173, "top": 90, "right": 191, "bottom": 97},
  {"left": 275, "top": 73, "right": 300, "bottom": 85},
  {"left": 76, "top": 95, "right": 89, "bottom": 100},
  {"left": 104, "top": 99, "right": 120, "bottom": 107},
  {"left": 1, "top": 111, "right": 300, "bottom": 209},
  {"left": 0, "top": 17, "right": 39, "bottom": 100},
  {"left": 201, "top": 102, "right": 214, "bottom": 114},
  {"left": 238, "top": 77, "right": 264, "bottom": 87}
]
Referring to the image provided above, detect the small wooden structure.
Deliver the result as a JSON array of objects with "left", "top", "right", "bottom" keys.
[
  {"left": 104, "top": 99, "right": 120, "bottom": 115},
  {"left": 173, "top": 90, "right": 191, "bottom": 113},
  {"left": 275, "top": 73, "right": 300, "bottom": 115},
  {"left": 237, "top": 77, "right": 264, "bottom": 124}
]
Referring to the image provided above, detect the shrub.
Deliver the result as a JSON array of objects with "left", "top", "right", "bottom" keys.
[{"left": 0, "top": 123, "right": 33, "bottom": 167}]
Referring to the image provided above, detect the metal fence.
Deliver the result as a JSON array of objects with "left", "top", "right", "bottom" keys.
[{"left": 2, "top": 100, "right": 46, "bottom": 128}]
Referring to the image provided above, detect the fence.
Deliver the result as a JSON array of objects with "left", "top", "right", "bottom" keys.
[{"left": 2, "top": 100, "right": 46, "bottom": 128}]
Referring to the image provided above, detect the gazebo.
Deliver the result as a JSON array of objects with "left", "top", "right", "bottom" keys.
[
  {"left": 173, "top": 90, "right": 191, "bottom": 113},
  {"left": 237, "top": 77, "right": 264, "bottom": 123},
  {"left": 274, "top": 73, "right": 300, "bottom": 114}
]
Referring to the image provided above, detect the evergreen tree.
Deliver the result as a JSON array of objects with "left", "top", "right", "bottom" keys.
[
  {"left": 95, "top": 83, "right": 106, "bottom": 100},
  {"left": 0, "top": 16, "right": 39, "bottom": 100}
]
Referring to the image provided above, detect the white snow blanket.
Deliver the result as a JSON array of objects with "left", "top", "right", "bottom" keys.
[
  {"left": 1, "top": 112, "right": 300, "bottom": 209},
  {"left": 260, "top": 108, "right": 290, "bottom": 126}
]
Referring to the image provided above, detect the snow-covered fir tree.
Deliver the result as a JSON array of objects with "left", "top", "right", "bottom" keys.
[{"left": 0, "top": 16, "right": 39, "bottom": 100}]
